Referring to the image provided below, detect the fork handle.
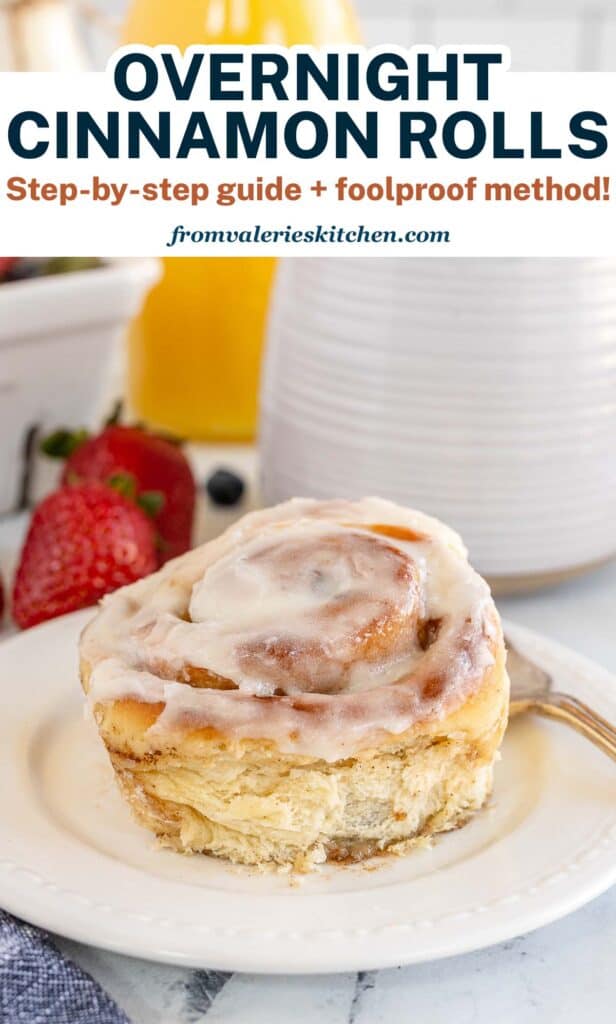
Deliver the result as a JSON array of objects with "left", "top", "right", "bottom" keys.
[{"left": 510, "top": 692, "right": 616, "bottom": 762}]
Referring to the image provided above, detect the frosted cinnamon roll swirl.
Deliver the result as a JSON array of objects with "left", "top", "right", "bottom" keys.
[{"left": 80, "top": 498, "right": 509, "bottom": 871}]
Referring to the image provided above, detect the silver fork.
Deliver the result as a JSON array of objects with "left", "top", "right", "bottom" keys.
[{"left": 506, "top": 638, "right": 616, "bottom": 762}]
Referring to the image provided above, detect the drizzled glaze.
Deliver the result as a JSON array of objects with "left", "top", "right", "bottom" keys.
[{"left": 81, "top": 498, "right": 499, "bottom": 761}]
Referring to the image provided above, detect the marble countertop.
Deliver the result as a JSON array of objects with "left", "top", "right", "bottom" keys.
[{"left": 1, "top": 454, "right": 614, "bottom": 1024}]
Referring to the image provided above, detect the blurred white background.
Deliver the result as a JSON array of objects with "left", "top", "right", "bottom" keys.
[{"left": 86, "top": 0, "right": 616, "bottom": 70}]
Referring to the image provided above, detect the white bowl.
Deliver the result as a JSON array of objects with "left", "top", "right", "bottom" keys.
[{"left": 0, "top": 259, "right": 160, "bottom": 513}]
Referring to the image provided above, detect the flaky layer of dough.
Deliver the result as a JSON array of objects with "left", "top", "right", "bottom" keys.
[{"left": 84, "top": 640, "right": 508, "bottom": 871}]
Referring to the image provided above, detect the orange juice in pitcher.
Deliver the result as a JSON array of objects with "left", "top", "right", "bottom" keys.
[{"left": 123, "top": 0, "right": 361, "bottom": 441}]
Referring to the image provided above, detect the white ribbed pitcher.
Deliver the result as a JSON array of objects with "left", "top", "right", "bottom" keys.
[{"left": 260, "top": 258, "right": 616, "bottom": 589}]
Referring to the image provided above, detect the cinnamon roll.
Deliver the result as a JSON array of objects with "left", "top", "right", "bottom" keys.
[{"left": 80, "top": 498, "right": 509, "bottom": 871}]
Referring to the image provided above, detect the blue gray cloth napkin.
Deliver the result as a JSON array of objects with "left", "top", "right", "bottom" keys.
[{"left": 0, "top": 910, "right": 130, "bottom": 1024}]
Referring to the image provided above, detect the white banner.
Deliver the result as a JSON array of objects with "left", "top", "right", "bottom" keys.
[{"left": 0, "top": 45, "right": 614, "bottom": 256}]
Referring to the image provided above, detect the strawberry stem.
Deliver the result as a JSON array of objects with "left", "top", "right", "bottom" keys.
[{"left": 104, "top": 400, "right": 124, "bottom": 427}]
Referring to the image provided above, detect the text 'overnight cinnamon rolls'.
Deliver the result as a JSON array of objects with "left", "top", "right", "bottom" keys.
[{"left": 80, "top": 498, "right": 509, "bottom": 871}]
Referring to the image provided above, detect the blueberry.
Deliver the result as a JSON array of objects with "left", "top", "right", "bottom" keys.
[{"left": 206, "top": 468, "right": 245, "bottom": 506}]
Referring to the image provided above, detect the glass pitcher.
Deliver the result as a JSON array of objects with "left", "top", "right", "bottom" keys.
[{"left": 123, "top": 0, "right": 361, "bottom": 441}]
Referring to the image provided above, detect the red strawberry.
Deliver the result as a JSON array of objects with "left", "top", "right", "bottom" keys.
[
  {"left": 12, "top": 482, "right": 157, "bottom": 629},
  {"left": 46, "top": 425, "right": 196, "bottom": 564}
]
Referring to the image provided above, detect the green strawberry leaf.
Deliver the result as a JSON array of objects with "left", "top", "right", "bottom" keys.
[
  {"left": 40, "top": 428, "right": 89, "bottom": 459},
  {"left": 137, "top": 490, "right": 165, "bottom": 518},
  {"left": 108, "top": 472, "right": 138, "bottom": 500}
]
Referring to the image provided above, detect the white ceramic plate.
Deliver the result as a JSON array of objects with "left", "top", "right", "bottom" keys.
[{"left": 1, "top": 611, "right": 615, "bottom": 974}]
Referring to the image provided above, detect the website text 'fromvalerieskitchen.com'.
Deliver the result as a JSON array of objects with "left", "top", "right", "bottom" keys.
[{"left": 164, "top": 224, "right": 452, "bottom": 247}]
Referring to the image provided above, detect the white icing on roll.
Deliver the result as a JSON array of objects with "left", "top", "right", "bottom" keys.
[{"left": 82, "top": 498, "right": 499, "bottom": 761}]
